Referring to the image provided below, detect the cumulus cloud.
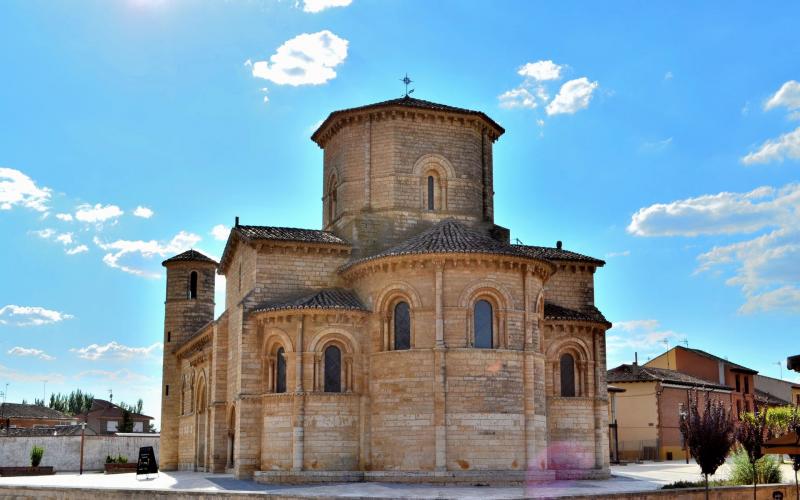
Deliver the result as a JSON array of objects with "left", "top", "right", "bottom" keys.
[
  {"left": 741, "top": 126, "right": 800, "bottom": 165},
  {"left": 302, "top": 0, "right": 352, "bottom": 13},
  {"left": 71, "top": 341, "right": 163, "bottom": 361},
  {"left": 765, "top": 80, "right": 800, "bottom": 113},
  {"left": 55, "top": 213, "right": 73, "bottom": 221},
  {"left": 517, "top": 60, "right": 562, "bottom": 81},
  {"left": 605, "top": 250, "right": 631, "bottom": 258},
  {"left": 627, "top": 184, "right": 798, "bottom": 237},
  {"left": 498, "top": 88, "right": 538, "bottom": 110},
  {"left": 66, "top": 244, "right": 88, "bottom": 255},
  {"left": 0, "top": 167, "right": 51, "bottom": 212},
  {"left": 33, "top": 228, "right": 86, "bottom": 255},
  {"left": 606, "top": 319, "right": 683, "bottom": 366},
  {"left": 0, "top": 305, "right": 74, "bottom": 326},
  {"left": 75, "top": 203, "right": 124, "bottom": 223},
  {"left": 55, "top": 233, "right": 73, "bottom": 245},
  {"left": 251, "top": 30, "right": 348, "bottom": 86},
  {"left": 133, "top": 206, "right": 154, "bottom": 218},
  {"left": 546, "top": 77, "right": 599, "bottom": 116},
  {"left": 7, "top": 347, "right": 54, "bottom": 361},
  {"left": 211, "top": 224, "right": 229, "bottom": 241},
  {"left": 630, "top": 183, "right": 800, "bottom": 314},
  {"left": 93, "top": 230, "right": 202, "bottom": 278}
]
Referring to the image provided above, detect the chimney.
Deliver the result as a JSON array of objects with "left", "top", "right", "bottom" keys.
[
  {"left": 556, "top": 240, "right": 563, "bottom": 250},
  {"left": 235, "top": 216, "right": 240, "bottom": 228},
  {"left": 634, "top": 352, "right": 638, "bottom": 366}
]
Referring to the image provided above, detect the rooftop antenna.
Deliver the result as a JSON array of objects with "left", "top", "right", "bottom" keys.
[
  {"left": 514, "top": 238, "right": 524, "bottom": 245},
  {"left": 774, "top": 361, "right": 783, "bottom": 380},
  {"left": 400, "top": 73, "right": 415, "bottom": 97},
  {"left": 682, "top": 338, "right": 689, "bottom": 348},
  {"left": 108, "top": 388, "right": 113, "bottom": 404}
]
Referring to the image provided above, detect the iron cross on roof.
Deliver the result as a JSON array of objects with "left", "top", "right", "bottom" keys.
[{"left": 400, "top": 73, "right": 414, "bottom": 97}]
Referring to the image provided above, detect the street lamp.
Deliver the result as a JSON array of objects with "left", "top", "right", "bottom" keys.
[{"left": 79, "top": 419, "right": 87, "bottom": 474}]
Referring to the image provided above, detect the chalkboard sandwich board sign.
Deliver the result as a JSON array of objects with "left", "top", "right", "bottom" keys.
[{"left": 136, "top": 446, "right": 158, "bottom": 479}]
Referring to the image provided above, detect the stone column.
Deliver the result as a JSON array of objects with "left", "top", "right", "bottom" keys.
[
  {"left": 292, "top": 317, "right": 305, "bottom": 470},
  {"left": 433, "top": 261, "right": 447, "bottom": 470}
]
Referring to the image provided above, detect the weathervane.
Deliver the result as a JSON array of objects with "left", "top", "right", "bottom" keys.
[{"left": 400, "top": 73, "right": 415, "bottom": 97}]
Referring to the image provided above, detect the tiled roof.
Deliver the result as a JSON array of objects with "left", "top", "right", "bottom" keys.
[
  {"left": 543, "top": 302, "right": 611, "bottom": 326},
  {"left": 346, "top": 219, "right": 547, "bottom": 269},
  {"left": 514, "top": 244, "right": 605, "bottom": 266},
  {"left": 254, "top": 288, "right": 368, "bottom": 314},
  {"left": 0, "top": 403, "right": 73, "bottom": 420},
  {"left": 607, "top": 364, "right": 733, "bottom": 391},
  {"left": 311, "top": 96, "right": 505, "bottom": 145},
  {"left": 236, "top": 225, "right": 349, "bottom": 246},
  {"left": 1, "top": 424, "right": 97, "bottom": 437},
  {"left": 755, "top": 388, "right": 791, "bottom": 407},
  {"left": 161, "top": 249, "right": 218, "bottom": 266},
  {"left": 80, "top": 399, "right": 153, "bottom": 420}
]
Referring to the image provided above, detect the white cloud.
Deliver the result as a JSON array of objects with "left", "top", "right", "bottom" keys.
[
  {"left": 606, "top": 319, "right": 683, "bottom": 367},
  {"left": 546, "top": 77, "right": 599, "bottom": 116},
  {"left": 302, "top": 0, "right": 352, "bottom": 13},
  {"left": 55, "top": 232, "right": 73, "bottom": 245},
  {"left": 640, "top": 137, "right": 673, "bottom": 153},
  {"left": 75, "top": 203, "right": 124, "bottom": 223},
  {"left": 71, "top": 341, "right": 163, "bottom": 361},
  {"left": 627, "top": 184, "right": 798, "bottom": 237},
  {"left": 66, "top": 244, "right": 88, "bottom": 255},
  {"left": 75, "top": 368, "right": 154, "bottom": 384},
  {"left": 0, "top": 305, "right": 74, "bottom": 326},
  {"left": 33, "top": 228, "right": 56, "bottom": 239},
  {"left": 765, "top": 80, "right": 800, "bottom": 112},
  {"left": 7, "top": 347, "right": 54, "bottom": 361},
  {"left": 605, "top": 250, "right": 630, "bottom": 258},
  {"left": 0, "top": 167, "right": 51, "bottom": 212},
  {"left": 498, "top": 87, "right": 538, "bottom": 110},
  {"left": 251, "top": 30, "right": 348, "bottom": 86},
  {"left": 741, "top": 126, "right": 800, "bottom": 165},
  {"left": 55, "top": 213, "right": 73, "bottom": 221},
  {"left": 738, "top": 286, "right": 800, "bottom": 314},
  {"left": 211, "top": 224, "right": 229, "bottom": 241},
  {"left": 517, "top": 60, "right": 562, "bottom": 81},
  {"left": 0, "top": 364, "right": 65, "bottom": 384},
  {"left": 93, "top": 230, "right": 202, "bottom": 278},
  {"left": 133, "top": 206, "right": 154, "bottom": 218}
]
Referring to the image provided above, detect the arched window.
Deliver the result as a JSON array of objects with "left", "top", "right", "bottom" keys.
[
  {"left": 427, "top": 176, "right": 435, "bottom": 210},
  {"left": 275, "top": 347, "right": 287, "bottom": 394},
  {"left": 393, "top": 302, "right": 411, "bottom": 350},
  {"left": 474, "top": 299, "right": 493, "bottom": 348},
  {"left": 324, "top": 345, "right": 341, "bottom": 393},
  {"left": 189, "top": 271, "right": 198, "bottom": 299},
  {"left": 560, "top": 353, "right": 576, "bottom": 397},
  {"left": 327, "top": 175, "right": 338, "bottom": 223}
]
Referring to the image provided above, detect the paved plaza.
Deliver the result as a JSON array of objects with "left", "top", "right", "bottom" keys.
[{"left": 0, "top": 460, "right": 797, "bottom": 498}]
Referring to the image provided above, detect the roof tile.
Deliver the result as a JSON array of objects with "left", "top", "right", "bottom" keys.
[
  {"left": 607, "top": 363, "right": 733, "bottom": 391},
  {"left": 254, "top": 288, "right": 368, "bottom": 313}
]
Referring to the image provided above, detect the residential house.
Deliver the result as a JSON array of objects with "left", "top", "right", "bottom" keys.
[
  {"left": 646, "top": 346, "right": 757, "bottom": 416},
  {"left": 0, "top": 403, "right": 76, "bottom": 430},
  {"left": 77, "top": 399, "right": 153, "bottom": 435},
  {"left": 754, "top": 374, "right": 797, "bottom": 407},
  {"left": 607, "top": 362, "right": 733, "bottom": 461}
]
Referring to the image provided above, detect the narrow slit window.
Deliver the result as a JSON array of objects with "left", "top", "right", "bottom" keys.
[
  {"left": 189, "top": 271, "right": 198, "bottom": 299},
  {"left": 324, "top": 346, "right": 342, "bottom": 393},
  {"left": 275, "top": 347, "right": 287, "bottom": 393},
  {"left": 394, "top": 302, "right": 411, "bottom": 350},
  {"left": 560, "top": 353, "right": 576, "bottom": 397},
  {"left": 474, "top": 300, "right": 493, "bottom": 348},
  {"left": 427, "top": 175, "right": 435, "bottom": 210}
]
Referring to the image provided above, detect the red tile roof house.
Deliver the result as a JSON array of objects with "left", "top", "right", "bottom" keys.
[
  {"left": 0, "top": 403, "right": 76, "bottom": 431},
  {"left": 77, "top": 399, "right": 154, "bottom": 435}
]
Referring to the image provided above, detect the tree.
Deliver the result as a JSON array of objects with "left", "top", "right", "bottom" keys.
[
  {"left": 679, "top": 390, "right": 736, "bottom": 500},
  {"left": 47, "top": 389, "right": 93, "bottom": 415},
  {"left": 118, "top": 399, "right": 145, "bottom": 433},
  {"left": 736, "top": 400, "right": 771, "bottom": 500}
]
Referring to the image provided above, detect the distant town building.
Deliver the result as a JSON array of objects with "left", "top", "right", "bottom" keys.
[
  {"left": 754, "top": 374, "right": 797, "bottom": 407},
  {"left": 0, "top": 403, "right": 76, "bottom": 430},
  {"left": 607, "top": 362, "right": 733, "bottom": 461},
  {"left": 77, "top": 399, "right": 153, "bottom": 435}
]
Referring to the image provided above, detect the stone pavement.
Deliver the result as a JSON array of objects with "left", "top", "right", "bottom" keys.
[{"left": 0, "top": 461, "right": 796, "bottom": 498}]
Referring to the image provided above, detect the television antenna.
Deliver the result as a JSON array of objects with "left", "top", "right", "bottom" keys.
[{"left": 400, "top": 73, "right": 415, "bottom": 97}]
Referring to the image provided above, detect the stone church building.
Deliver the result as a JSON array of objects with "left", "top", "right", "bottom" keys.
[{"left": 160, "top": 96, "right": 612, "bottom": 483}]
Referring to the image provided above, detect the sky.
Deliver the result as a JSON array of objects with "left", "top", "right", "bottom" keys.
[{"left": 1, "top": 0, "right": 799, "bottom": 427}]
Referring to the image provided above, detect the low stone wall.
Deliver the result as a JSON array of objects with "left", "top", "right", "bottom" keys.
[
  {"left": 0, "top": 435, "right": 159, "bottom": 472},
  {"left": 0, "top": 483, "right": 796, "bottom": 499}
]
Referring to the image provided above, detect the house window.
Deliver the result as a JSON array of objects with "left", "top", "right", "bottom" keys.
[
  {"left": 796, "top": 394, "right": 800, "bottom": 405},
  {"left": 133, "top": 421, "right": 144, "bottom": 433},
  {"left": 327, "top": 175, "right": 338, "bottom": 223},
  {"left": 736, "top": 400, "right": 742, "bottom": 415},
  {"left": 735, "top": 374, "right": 740, "bottom": 392},
  {"left": 276, "top": 347, "right": 287, "bottom": 394},
  {"left": 324, "top": 345, "right": 341, "bottom": 393},
  {"left": 427, "top": 176, "right": 435, "bottom": 210},
  {"left": 474, "top": 300, "right": 493, "bottom": 348},
  {"left": 744, "top": 376, "right": 749, "bottom": 394},
  {"left": 167, "top": 331, "right": 171, "bottom": 343},
  {"left": 107, "top": 420, "right": 119, "bottom": 432},
  {"left": 560, "top": 353, "right": 576, "bottom": 397},
  {"left": 393, "top": 302, "right": 411, "bottom": 350},
  {"left": 189, "top": 271, "right": 198, "bottom": 299}
]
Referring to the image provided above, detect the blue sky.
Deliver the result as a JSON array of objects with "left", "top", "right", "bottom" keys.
[{"left": 1, "top": 0, "right": 799, "bottom": 425}]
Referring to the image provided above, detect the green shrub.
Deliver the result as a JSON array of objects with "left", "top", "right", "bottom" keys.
[
  {"left": 105, "top": 455, "right": 113, "bottom": 464},
  {"left": 116, "top": 454, "right": 128, "bottom": 464},
  {"left": 30, "top": 446, "right": 44, "bottom": 467},
  {"left": 662, "top": 479, "right": 731, "bottom": 489},
  {"left": 729, "top": 448, "right": 782, "bottom": 485}
]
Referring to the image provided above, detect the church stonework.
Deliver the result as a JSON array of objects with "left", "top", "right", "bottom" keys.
[{"left": 160, "top": 97, "right": 612, "bottom": 483}]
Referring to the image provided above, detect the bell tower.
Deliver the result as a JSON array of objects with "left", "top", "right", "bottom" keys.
[{"left": 160, "top": 249, "right": 217, "bottom": 470}]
